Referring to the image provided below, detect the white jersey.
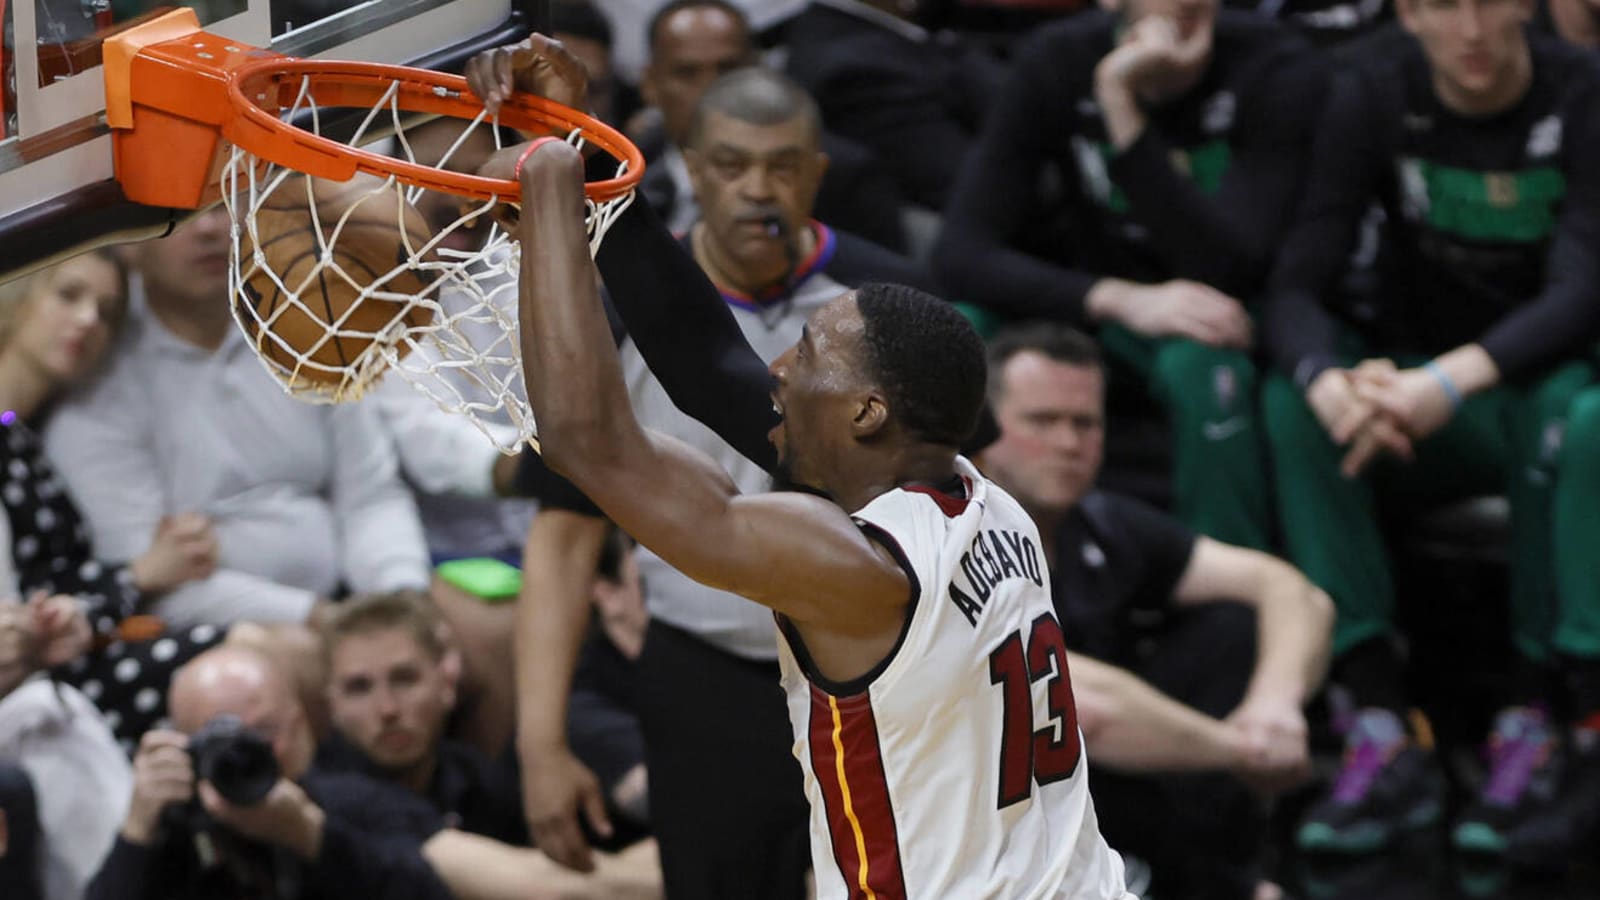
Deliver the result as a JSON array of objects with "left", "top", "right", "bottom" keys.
[{"left": 778, "top": 456, "right": 1134, "bottom": 900}]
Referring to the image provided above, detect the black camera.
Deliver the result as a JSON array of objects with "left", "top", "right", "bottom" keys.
[{"left": 188, "top": 715, "right": 280, "bottom": 807}]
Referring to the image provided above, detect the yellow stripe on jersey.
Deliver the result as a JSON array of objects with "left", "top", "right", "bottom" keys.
[{"left": 830, "top": 695, "right": 878, "bottom": 900}]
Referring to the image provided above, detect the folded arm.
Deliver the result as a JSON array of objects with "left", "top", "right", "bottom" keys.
[{"left": 1173, "top": 538, "right": 1334, "bottom": 710}]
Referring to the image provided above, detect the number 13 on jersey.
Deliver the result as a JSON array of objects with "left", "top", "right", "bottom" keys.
[{"left": 989, "top": 613, "right": 1083, "bottom": 809}]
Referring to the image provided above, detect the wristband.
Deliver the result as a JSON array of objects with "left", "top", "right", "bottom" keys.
[
  {"left": 1424, "top": 361, "right": 1463, "bottom": 411},
  {"left": 512, "top": 137, "right": 563, "bottom": 182}
]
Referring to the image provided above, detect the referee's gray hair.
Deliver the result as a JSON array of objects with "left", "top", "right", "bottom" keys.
[{"left": 685, "top": 67, "right": 822, "bottom": 150}]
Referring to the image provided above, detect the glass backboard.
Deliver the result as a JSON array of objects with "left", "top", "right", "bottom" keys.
[{"left": 1, "top": 0, "right": 545, "bottom": 282}]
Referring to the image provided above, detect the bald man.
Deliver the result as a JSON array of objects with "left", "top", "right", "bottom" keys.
[
  {"left": 87, "top": 644, "right": 454, "bottom": 900},
  {"left": 89, "top": 645, "right": 660, "bottom": 900}
]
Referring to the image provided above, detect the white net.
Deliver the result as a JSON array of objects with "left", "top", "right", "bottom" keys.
[{"left": 220, "top": 73, "right": 635, "bottom": 454}]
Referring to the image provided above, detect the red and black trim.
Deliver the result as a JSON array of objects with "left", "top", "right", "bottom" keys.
[
  {"left": 807, "top": 686, "right": 908, "bottom": 900},
  {"left": 903, "top": 475, "right": 972, "bottom": 519},
  {"left": 776, "top": 521, "right": 920, "bottom": 697}
]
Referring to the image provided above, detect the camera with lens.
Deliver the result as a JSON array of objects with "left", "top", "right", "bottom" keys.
[{"left": 188, "top": 714, "right": 280, "bottom": 806}]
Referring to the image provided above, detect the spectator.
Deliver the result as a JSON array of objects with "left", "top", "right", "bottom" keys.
[
  {"left": 561, "top": 525, "right": 651, "bottom": 841},
  {"left": 321, "top": 590, "right": 522, "bottom": 842},
  {"left": 510, "top": 68, "right": 913, "bottom": 897},
  {"left": 320, "top": 591, "right": 662, "bottom": 895},
  {"left": 1260, "top": 5, "right": 1600, "bottom": 864},
  {"left": 588, "top": 0, "right": 804, "bottom": 88},
  {"left": 91, "top": 643, "right": 650, "bottom": 900},
  {"left": 1549, "top": 388, "right": 1600, "bottom": 845},
  {"left": 87, "top": 643, "right": 452, "bottom": 900},
  {"left": 0, "top": 251, "right": 225, "bottom": 748},
  {"left": 980, "top": 322, "right": 1333, "bottom": 900},
  {"left": 0, "top": 674, "right": 131, "bottom": 900},
  {"left": 635, "top": 0, "right": 911, "bottom": 249},
  {"left": 552, "top": 0, "right": 621, "bottom": 123},
  {"left": 781, "top": 0, "right": 1008, "bottom": 211},
  {"left": 45, "top": 209, "right": 430, "bottom": 629},
  {"left": 937, "top": 0, "right": 1329, "bottom": 550},
  {"left": 40, "top": 212, "right": 519, "bottom": 747}
]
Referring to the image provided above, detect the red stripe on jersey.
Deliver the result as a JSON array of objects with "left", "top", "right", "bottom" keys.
[
  {"left": 808, "top": 686, "right": 908, "bottom": 900},
  {"left": 905, "top": 477, "right": 971, "bottom": 518}
]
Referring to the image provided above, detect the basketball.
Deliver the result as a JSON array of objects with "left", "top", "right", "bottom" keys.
[{"left": 237, "top": 175, "right": 437, "bottom": 384}]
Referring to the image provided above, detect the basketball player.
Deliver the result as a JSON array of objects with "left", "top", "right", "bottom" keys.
[
  {"left": 935, "top": 0, "right": 1329, "bottom": 552},
  {"left": 1261, "top": 0, "right": 1600, "bottom": 863},
  {"left": 469, "top": 36, "right": 1135, "bottom": 899},
  {"left": 511, "top": 69, "right": 906, "bottom": 897}
]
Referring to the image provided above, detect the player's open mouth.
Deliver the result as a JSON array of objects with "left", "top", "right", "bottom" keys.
[{"left": 771, "top": 395, "right": 784, "bottom": 420}]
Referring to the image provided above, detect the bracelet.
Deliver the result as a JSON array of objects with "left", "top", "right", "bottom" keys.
[
  {"left": 512, "top": 137, "right": 563, "bottom": 182},
  {"left": 1424, "top": 361, "right": 1463, "bottom": 411}
]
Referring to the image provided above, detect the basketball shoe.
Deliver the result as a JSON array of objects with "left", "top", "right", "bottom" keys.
[
  {"left": 1296, "top": 707, "right": 1446, "bottom": 853},
  {"left": 1451, "top": 706, "right": 1600, "bottom": 867}
]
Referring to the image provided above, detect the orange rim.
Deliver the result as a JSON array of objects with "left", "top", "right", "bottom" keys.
[{"left": 225, "top": 58, "right": 643, "bottom": 203}]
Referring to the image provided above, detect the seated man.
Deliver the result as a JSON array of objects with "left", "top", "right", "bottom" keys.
[
  {"left": 981, "top": 322, "right": 1333, "bottom": 900},
  {"left": 89, "top": 643, "right": 657, "bottom": 900},
  {"left": 1261, "top": 0, "right": 1600, "bottom": 862},
  {"left": 936, "top": 0, "right": 1329, "bottom": 549},
  {"left": 781, "top": 0, "right": 1009, "bottom": 212},
  {"left": 321, "top": 591, "right": 524, "bottom": 842},
  {"left": 44, "top": 210, "right": 512, "bottom": 754},
  {"left": 87, "top": 644, "right": 454, "bottom": 900},
  {"left": 320, "top": 592, "right": 661, "bottom": 894},
  {"left": 45, "top": 208, "right": 431, "bottom": 630}
]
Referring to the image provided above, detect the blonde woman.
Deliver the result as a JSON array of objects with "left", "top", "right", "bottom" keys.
[{"left": 0, "top": 252, "right": 221, "bottom": 750}]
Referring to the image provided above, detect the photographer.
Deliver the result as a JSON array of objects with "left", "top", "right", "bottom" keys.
[{"left": 86, "top": 644, "right": 455, "bottom": 900}]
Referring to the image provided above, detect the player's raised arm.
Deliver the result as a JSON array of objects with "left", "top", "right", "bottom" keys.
[
  {"left": 470, "top": 35, "right": 778, "bottom": 470},
  {"left": 511, "top": 141, "right": 908, "bottom": 638}
]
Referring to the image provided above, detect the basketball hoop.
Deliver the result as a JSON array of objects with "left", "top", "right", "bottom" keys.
[{"left": 104, "top": 9, "right": 645, "bottom": 453}]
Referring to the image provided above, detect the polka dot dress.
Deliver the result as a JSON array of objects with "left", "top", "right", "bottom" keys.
[{"left": 2, "top": 417, "right": 224, "bottom": 754}]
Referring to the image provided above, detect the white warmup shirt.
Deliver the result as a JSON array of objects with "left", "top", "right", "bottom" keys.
[
  {"left": 0, "top": 679, "right": 131, "bottom": 900},
  {"left": 778, "top": 456, "right": 1135, "bottom": 900},
  {"left": 45, "top": 287, "right": 430, "bottom": 626},
  {"left": 374, "top": 263, "right": 536, "bottom": 560}
]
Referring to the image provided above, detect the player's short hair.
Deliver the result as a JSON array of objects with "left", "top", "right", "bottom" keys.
[
  {"left": 685, "top": 67, "right": 821, "bottom": 150},
  {"left": 855, "top": 283, "right": 986, "bottom": 447},
  {"left": 322, "top": 590, "right": 448, "bottom": 665},
  {"left": 647, "top": 0, "right": 749, "bottom": 54},
  {"left": 986, "top": 322, "right": 1104, "bottom": 403},
  {"left": 551, "top": 0, "right": 614, "bottom": 49},
  {"left": 0, "top": 249, "right": 127, "bottom": 351}
]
